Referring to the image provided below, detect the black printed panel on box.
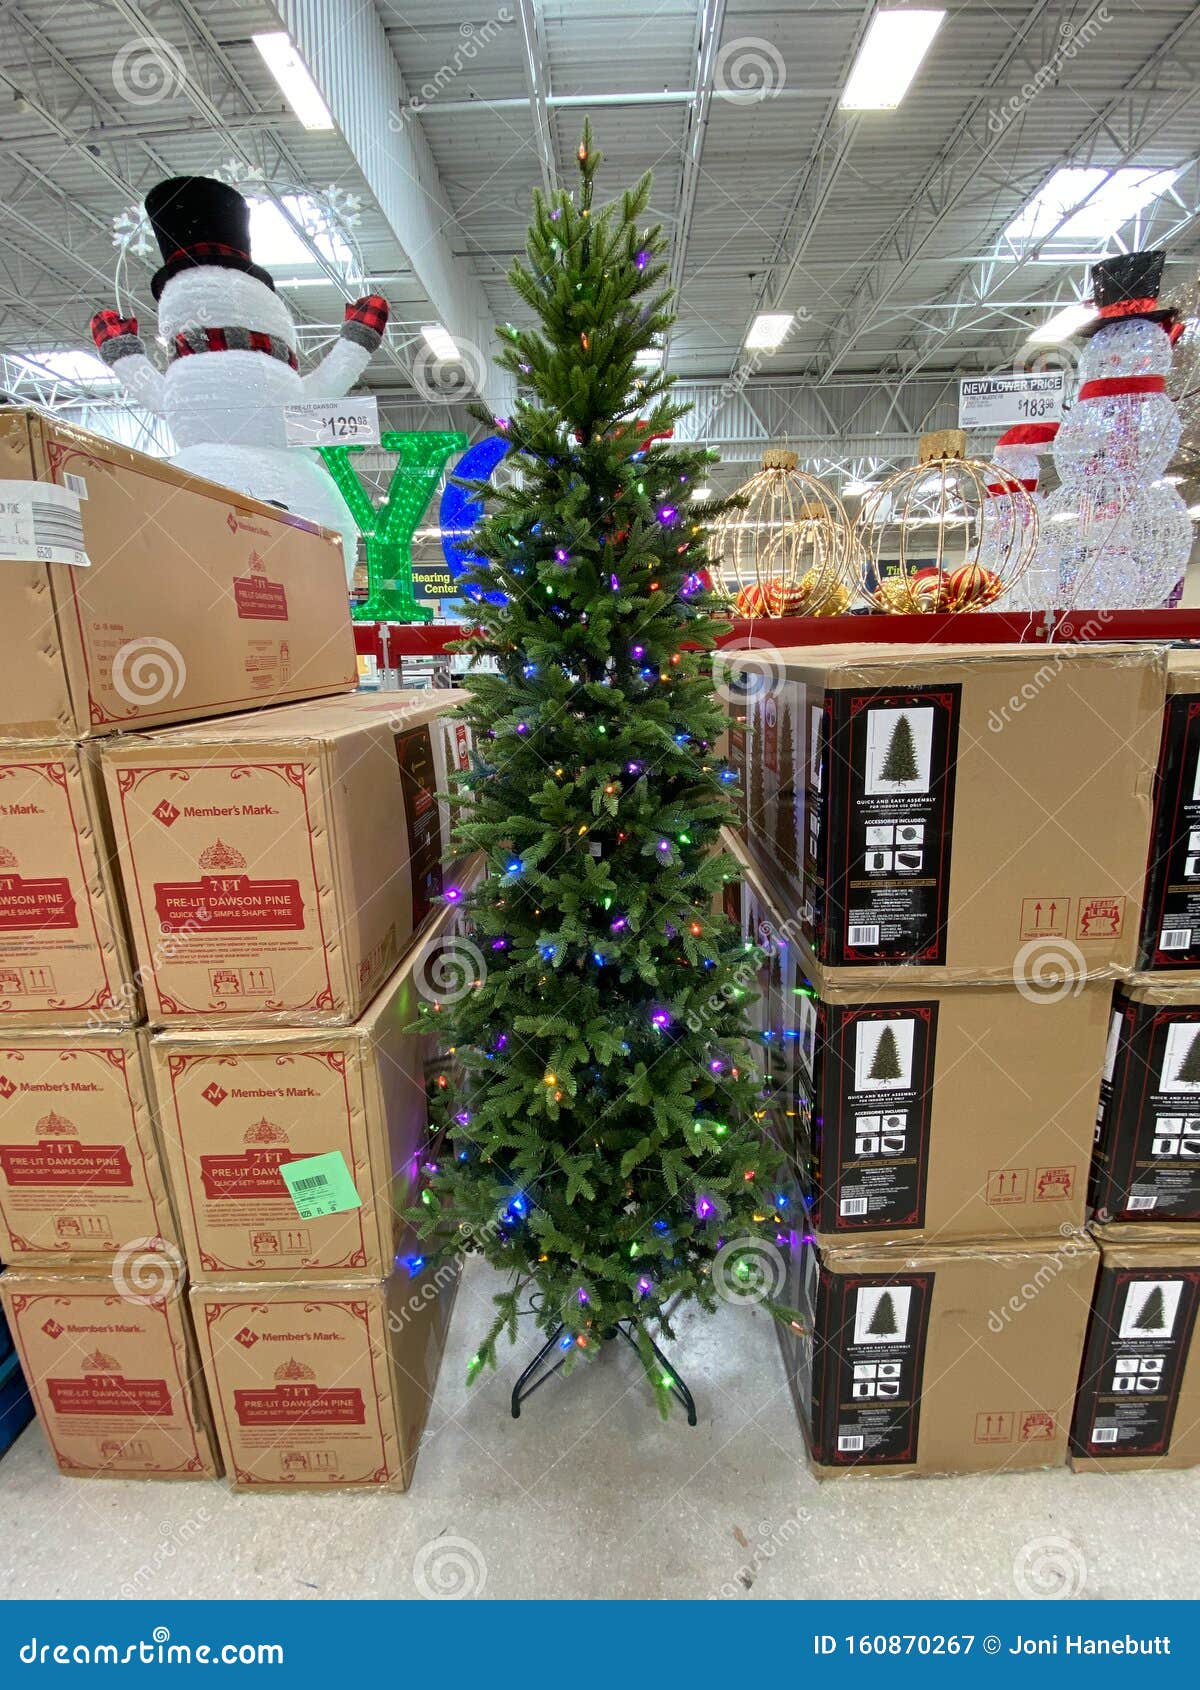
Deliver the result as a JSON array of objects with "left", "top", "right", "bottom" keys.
[
  {"left": 394, "top": 725, "right": 443, "bottom": 926},
  {"left": 816, "top": 1002, "right": 937, "bottom": 1232},
  {"left": 1091, "top": 997, "right": 1200, "bottom": 1222},
  {"left": 821, "top": 685, "right": 961, "bottom": 965},
  {"left": 811, "top": 1269, "right": 933, "bottom": 1466},
  {"left": 1071, "top": 1267, "right": 1200, "bottom": 1458},
  {"left": 1141, "top": 695, "right": 1200, "bottom": 968}
]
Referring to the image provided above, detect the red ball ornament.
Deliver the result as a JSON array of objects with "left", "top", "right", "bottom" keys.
[
  {"left": 735, "top": 582, "right": 771, "bottom": 617},
  {"left": 945, "top": 563, "right": 1002, "bottom": 609},
  {"left": 764, "top": 579, "right": 808, "bottom": 616},
  {"left": 909, "top": 570, "right": 949, "bottom": 612}
]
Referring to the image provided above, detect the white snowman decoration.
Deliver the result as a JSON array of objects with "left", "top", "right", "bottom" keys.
[
  {"left": 1039, "top": 250, "right": 1191, "bottom": 608},
  {"left": 981, "top": 421, "right": 1058, "bottom": 610},
  {"left": 91, "top": 176, "right": 388, "bottom": 580}
]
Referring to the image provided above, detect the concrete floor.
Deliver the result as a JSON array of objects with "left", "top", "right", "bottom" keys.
[{"left": 1, "top": 1259, "right": 1195, "bottom": 1601}]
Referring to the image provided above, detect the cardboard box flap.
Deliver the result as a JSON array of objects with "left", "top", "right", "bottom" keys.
[
  {"left": 814, "top": 1231, "right": 1099, "bottom": 1271},
  {"left": 1167, "top": 648, "right": 1200, "bottom": 693},
  {"left": 1092, "top": 1220, "right": 1200, "bottom": 1261},
  {"left": 1122, "top": 972, "right": 1200, "bottom": 1007},
  {"left": 102, "top": 689, "right": 466, "bottom": 752},
  {"left": 719, "top": 640, "right": 1168, "bottom": 683}
]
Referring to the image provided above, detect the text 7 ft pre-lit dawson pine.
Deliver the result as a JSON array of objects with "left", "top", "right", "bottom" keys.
[{"left": 410, "top": 126, "right": 793, "bottom": 1419}]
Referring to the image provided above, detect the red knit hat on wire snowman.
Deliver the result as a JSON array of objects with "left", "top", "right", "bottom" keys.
[
  {"left": 1039, "top": 250, "right": 1190, "bottom": 608},
  {"left": 90, "top": 176, "right": 389, "bottom": 580}
]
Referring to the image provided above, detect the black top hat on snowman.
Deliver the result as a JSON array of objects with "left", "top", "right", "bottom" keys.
[
  {"left": 145, "top": 176, "right": 276, "bottom": 301},
  {"left": 1079, "top": 248, "right": 1176, "bottom": 338}
]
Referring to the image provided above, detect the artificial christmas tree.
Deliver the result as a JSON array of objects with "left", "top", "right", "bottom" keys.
[
  {"left": 1133, "top": 1285, "right": 1166, "bottom": 1332},
  {"left": 868, "top": 1026, "right": 903, "bottom": 1084},
  {"left": 867, "top": 1291, "right": 898, "bottom": 1338},
  {"left": 411, "top": 126, "right": 785, "bottom": 1417},
  {"left": 879, "top": 714, "right": 920, "bottom": 786},
  {"left": 1175, "top": 1029, "right": 1200, "bottom": 1087}
]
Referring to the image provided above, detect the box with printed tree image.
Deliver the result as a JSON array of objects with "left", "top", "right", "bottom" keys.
[
  {"left": 779, "top": 1229, "right": 1098, "bottom": 1478},
  {"left": 721, "top": 832, "right": 1110, "bottom": 1242},
  {"left": 1072, "top": 1222, "right": 1200, "bottom": 1470},
  {"left": 715, "top": 642, "right": 1166, "bottom": 982}
]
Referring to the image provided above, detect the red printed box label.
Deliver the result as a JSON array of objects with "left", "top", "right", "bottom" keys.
[
  {"left": 47, "top": 1373, "right": 173, "bottom": 1417},
  {"left": 233, "top": 572, "right": 288, "bottom": 621},
  {"left": 233, "top": 1382, "right": 367, "bottom": 1427},
  {"left": 199, "top": 1149, "right": 293, "bottom": 1200},
  {"left": 153, "top": 874, "right": 305, "bottom": 933},
  {"left": 0, "top": 1139, "right": 133, "bottom": 1188},
  {"left": 0, "top": 873, "right": 78, "bottom": 930}
]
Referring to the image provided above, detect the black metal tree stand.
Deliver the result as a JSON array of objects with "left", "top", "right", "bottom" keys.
[{"left": 510, "top": 1320, "right": 698, "bottom": 1425}]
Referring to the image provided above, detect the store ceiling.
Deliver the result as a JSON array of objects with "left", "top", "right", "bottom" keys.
[{"left": 1, "top": 0, "right": 1199, "bottom": 488}]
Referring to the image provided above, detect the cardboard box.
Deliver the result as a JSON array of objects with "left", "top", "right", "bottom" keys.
[
  {"left": 190, "top": 1265, "right": 458, "bottom": 1490},
  {"left": 716, "top": 642, "right": 1166, "bottom": 981},
  {"left": 102, "top": 689, "right": 468, "bottom": 1024},
  {"left": 725, "top": 844, "right": 1108, "bottom": 1240},
  {"left": 0, "top": 739, "right": 139, "bottom": 1026},
  {"left": 1091, "top": 977, "right": 1200, "bottom": 1223},
  {"left": 0, "top": 1268, "right": 219, "bottom": 1478},
  {"left": 0, "top": 1029, "right": 179, "bottom": 1266},
  {"left": 1071, "top": 1222, "right": 1200, "bottom": 1470},
  {"left": 0, "top": 407, "right": 355, "bottom": 740},
  {"left": 148, "top": 874, "right": 481, "bottom": 1276},
  {"left": 1138, "top": 650, "right": 1200, "bottom": 969},
  {"left": 781, "top": 1230, "right": 1098, "bottom": 1477}
]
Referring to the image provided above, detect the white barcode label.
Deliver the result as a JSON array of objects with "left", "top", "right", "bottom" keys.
[
  {"left": 848, "top": 925, "right": 879, "bottom": 946},
  {"left": 290, "top": 1174, "right": 329, "bottom": 1193},
  {"left": 837, "top": 1433, "right": 864, "bottom": 1452},
  {"left": 840, "top": 1197, "right": 868, "bottom": 1216},
  {"left": 0, "top": 481, "right": 90, "bottom": 567},
  {"left": 1127, "top": 1195, "right": 1157, "bottom": 1211},
  {"left": 63, "top": 472, "right": 89, "bottom": 499},
  {"left": 1160, "top": 928, "right": 1192, "bottom": 951},
  {"left": 1091, "top": 1425, "right": 1119, "bottom": 1443}
]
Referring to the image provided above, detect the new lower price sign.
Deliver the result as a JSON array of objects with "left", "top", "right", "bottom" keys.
[{"left": 958, "top": 371, "right": 1066, "bottom": 430}]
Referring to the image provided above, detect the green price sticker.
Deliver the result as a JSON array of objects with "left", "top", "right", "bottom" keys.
[{"left": 280, "top": 1151, "right": 363, "bottom": 1220}]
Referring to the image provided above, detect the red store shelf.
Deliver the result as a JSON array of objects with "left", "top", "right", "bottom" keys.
[{"left": 353, "top": 608, "right": 1200, "bottom": 662}]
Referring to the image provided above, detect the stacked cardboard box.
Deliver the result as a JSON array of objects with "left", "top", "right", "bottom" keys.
[
  {"left": 717, "top": 641, "right": 1168, "bottom": 1477},
  {"left": 1072, "top": 650, "right": 1200, "bottom": 1470}
]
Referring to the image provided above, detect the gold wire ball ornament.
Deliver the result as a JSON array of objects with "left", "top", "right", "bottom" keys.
[
  {"left": 710, "top": 447, "right": 855, "bottom": 617},
  {"left": 854, "top": 429, "right": 1040, "bottom": 612},
  {"left": 1165, "top": 271, "right": 1200, "bottom": 474}
]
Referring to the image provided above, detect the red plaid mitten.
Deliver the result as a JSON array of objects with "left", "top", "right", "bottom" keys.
[
  {"left": 341, "top": 294, "right": 389, "bottom": 352},
  {"left": 90, "top": 309, "right": 145, "bottom": 366}
]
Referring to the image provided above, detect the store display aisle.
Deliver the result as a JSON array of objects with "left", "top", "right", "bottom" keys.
[{"left": 2, "top": 1260, "right": 1195, "bottom": 1602}]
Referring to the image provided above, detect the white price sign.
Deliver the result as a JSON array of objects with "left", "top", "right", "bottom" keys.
[
  {"left": 283, "top": 396, "right": 380, "bottom": 448},
  {"left": 958, "top": 371, "right": 1065, "bottom": 430}
]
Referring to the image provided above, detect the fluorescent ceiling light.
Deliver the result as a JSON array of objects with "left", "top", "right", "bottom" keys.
[
  {"left": 1006, "top": 165, "right": 1181, "bottom": 247},
  {"left": 745, "top": 312, "right": 794, "bottom": 350},
  {"left": 634, "top": 347, "right": 663, "bottom": 367},
  {"left": 253, "top": 32, "right": 335, "bottom": 130},
  {"left": 248, "top": 194, "right": 351, "bottom": 270},
  {"left": 691, "top": 487, "right": 713, "bottom": 500},
  {"left": 18, "top": 349, "right": 112, "bottom": 383},
  {"left": 421, "top": 324, "right": 462, "bottom": 362},
  {"left": 842, "top": 478, "right": 877, "bottom": 496},
  {"left": 840, "top": 10, "right": 945, "bottom": 110},
  {"left": 1026, "top": 301, "right": 1096, "bottom": 345},
  {"left": 1190, "top": 504, "right": 1200, "bottom": 520}
]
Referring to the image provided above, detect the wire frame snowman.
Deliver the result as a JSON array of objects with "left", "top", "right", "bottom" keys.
[
  {"left": 1165, "top": 270, "right": 1200, "bottom": 476},
  {"left": 709, "top": 448, "right": 855, "bottom": 617},
  {"left": 854, "top": 429, "right": 1039, "bottom": 613}
]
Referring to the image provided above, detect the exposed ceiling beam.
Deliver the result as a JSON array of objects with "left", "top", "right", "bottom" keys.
[
  {"left": 664, "top": 0, "right": 726, "bottom": 357},
  {"left": 515, "top": 0, "right": 556, "bottom": 197},
  {"left": 270, "top": 0, "right": 513, "bottom": 412}
]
